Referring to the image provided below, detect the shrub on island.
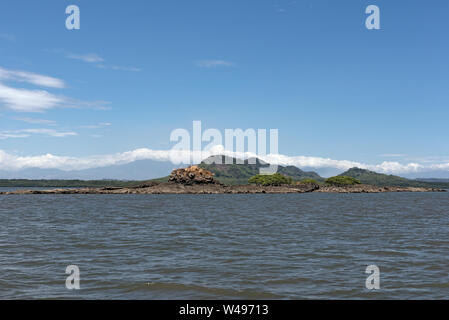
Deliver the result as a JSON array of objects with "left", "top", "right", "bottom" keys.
[
  {"left": 299, "top": 179, "right": 318, "bottom": 184},
  {"left": 325, "top": 176, "right": 361, "bottom": 186},
  {"left": 248, "top": 173, "right": 293, "bottom": 186}
]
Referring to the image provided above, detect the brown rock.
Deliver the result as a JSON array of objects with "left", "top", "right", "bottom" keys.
[{"left": 168, "top": 165, "right": 219, "bottom": 185}]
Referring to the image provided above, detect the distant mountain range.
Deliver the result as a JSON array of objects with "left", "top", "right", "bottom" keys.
[
  {"left": 1, "top": 155, "right": 448, "bottom": 188},
  {"left": 0, "top": 159, "right": 180, "bottom": 180}
]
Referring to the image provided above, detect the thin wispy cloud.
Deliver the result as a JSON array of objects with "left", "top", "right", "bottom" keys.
[
  {"left": 14, "top": 117, "right": 56, "bottom": 126},
  {"left": 62, "top": 51, "right": 140, "bottom": 72},
  {"left": 195, "top": 60, "right": 235, "bottom": 68},
  {"left": 20, "top": 128, "right": 77, "bottom": 137},
  {"left": 0, "top": 128, "right": 77, "bottom": 140},
  {"left": 45, "top": 49, "right": 141, "bottom": 72},
  {"left": 0, "top": 133, "right": 28, "bottom": 140},
  {"left": 380, "top": 154, "right": 407, "bottom": 158},
  {"left": 68, "top": 53, "right": 104, "bottom": 63},
  {"left": 79, "top": 122, "right": 112, "bottom": 129},
  {"left": 96, "top": 64, "right": 141, "bottom": 72},
  {"left": 0, "top": 67, "right": 65, "bottom": 88},
  {"left": 67, "top": 99, "right": 111, "bottom": 111},
  {"left": 0, "top": 66, "right": 109, "bottom": 113}
]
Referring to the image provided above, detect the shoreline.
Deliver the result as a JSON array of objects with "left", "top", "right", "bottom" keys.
[{"left": 0, "top": 182, "right": 445, "bottom": 195}]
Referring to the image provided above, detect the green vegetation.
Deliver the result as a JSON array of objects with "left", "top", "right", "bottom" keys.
[
  {"left": 248, "top": 173, "right": 293, "bottom": 186},
  {"left": 325, "top": 176, "right": 361, "bottom": 186},
  {"left": 300, "top": 178, "right": 319, "bottom": 184}
]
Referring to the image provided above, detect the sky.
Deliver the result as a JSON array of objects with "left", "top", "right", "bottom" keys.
[{"left": 0, "top": 0, "right": 449, "bottom": 177}]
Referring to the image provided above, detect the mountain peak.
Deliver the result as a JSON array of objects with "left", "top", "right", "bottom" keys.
[{"left": 201, "top": 155, "right": 267, "bottom": 166}]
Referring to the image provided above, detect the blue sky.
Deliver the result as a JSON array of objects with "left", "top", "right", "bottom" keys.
[{"left": 1, "top": 0, "right": 449, "bottom": 176}]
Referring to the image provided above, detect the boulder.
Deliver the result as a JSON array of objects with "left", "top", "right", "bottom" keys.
[{"left": 169, "top": 166, "right": 219, "bottom": 185}]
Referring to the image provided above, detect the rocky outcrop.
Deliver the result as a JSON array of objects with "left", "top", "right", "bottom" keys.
[
  {"left": 168, "top": 166, "right": 219, "bottom": 185},
  {"left": 316, "top": 184, "right": 445, "bottom": 193},
  {"left": 0, "top": 183, "right": 444, "bottom": 195}
]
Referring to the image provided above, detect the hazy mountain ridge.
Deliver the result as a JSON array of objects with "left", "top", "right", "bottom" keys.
[{"left": 0, "top": 159, "right": 179, "bottom": 180}]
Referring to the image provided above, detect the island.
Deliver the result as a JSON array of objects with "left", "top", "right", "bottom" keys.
[{"left": 1, "top": 164, "right": 445, "bottom": 195}]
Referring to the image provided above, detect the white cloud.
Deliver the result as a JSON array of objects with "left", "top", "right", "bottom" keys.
[
  {"left": 195, "top": 60, "right": 235, "bottom": 68},
  {"left": 0, "top": 84, "right": 64, "bottom": 112},
  {"left": 260, "top": 154, "right": 428, "bottom": 175},
  {"left": 96, "top": 64, "right": 141, "bottom": 72},
  {"left": 0, "top": 133, "right": 29, "bottom": 139},
  {"left": 14, "top": 117, "right": 56, "bottom": 125},
  {"left": 19, "top": 129, "right": 78, "bottom": 137},
  {"left": 68, "top": 53, "right": 104, "bottom": 63},
  {"left": 0, "top": 128, "right": 77, "bottom": 140},
  {"left": 79, "top": 122, "right": 111, "bottom": 129},
  {"left": 65, "top": 52, "right": 140, "bottom": 72},
  {"left": 0, "top": 145, "right": 448, "bottom": 175},
  {"left": 0, "top": 66, "right": 109, "bottom": 113},
  {"left": 0, "top": 67, "right": 65, "bottom": 88},
  {"left": 379, "top": 154, "right": 406, "bottom": 158}
]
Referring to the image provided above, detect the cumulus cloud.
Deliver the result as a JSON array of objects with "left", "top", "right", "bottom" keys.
[
  {"left": 260, "top": 154, "right": 431, "bottom": 175},
  {"left": 0, "top": 145, "right": 448, "bottom": 175},
  {"left": 0, "top": 148, "right": 169, "bottom": 171},
  {"left": 195, "top": 60, "right": 235, "bottom": 68}
]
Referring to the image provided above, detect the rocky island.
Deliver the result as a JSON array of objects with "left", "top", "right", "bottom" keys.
[{"left": 0, "top": 166, "right": 445, "bottom": 195}]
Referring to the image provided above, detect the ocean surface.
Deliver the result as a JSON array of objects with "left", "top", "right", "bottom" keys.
[{"left": 0, "top": 189, "right": 448, "bottom": 299}]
